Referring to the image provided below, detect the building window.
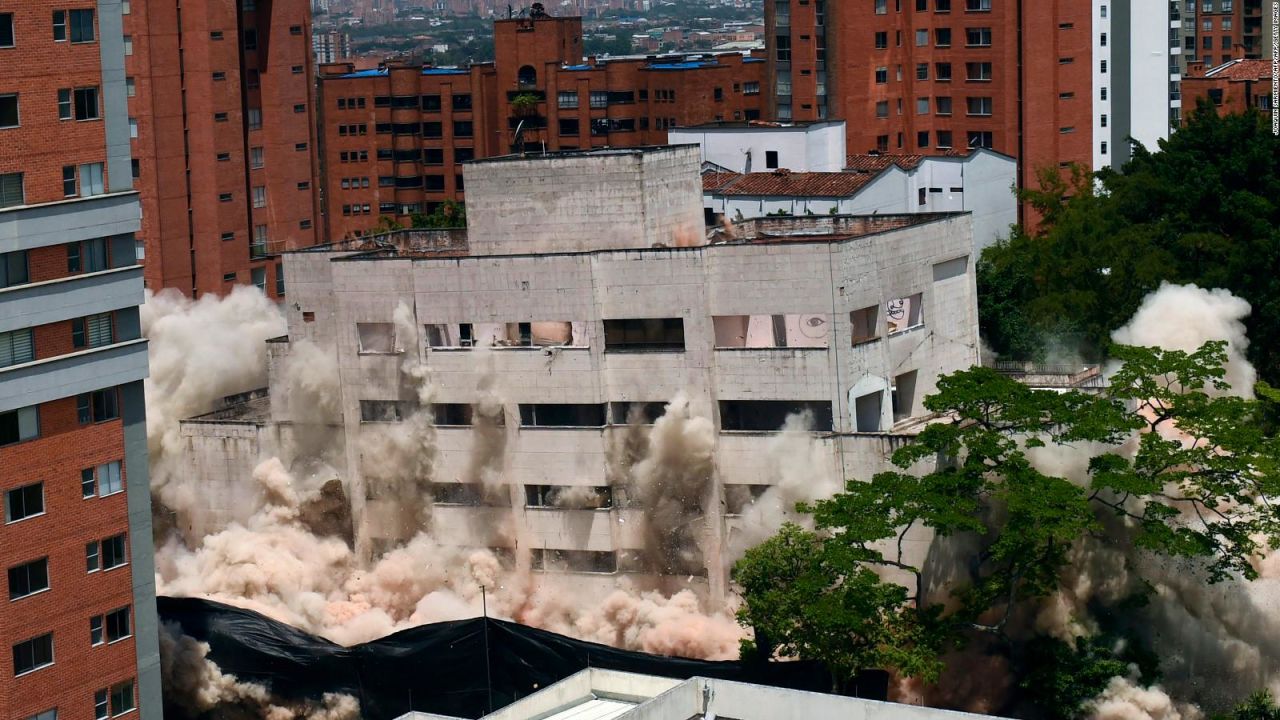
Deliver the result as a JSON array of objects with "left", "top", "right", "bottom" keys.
[
  {"left": 7, "top": 558, "right": 49, "bottom": 600},
  {"left": 356, "top": 323, "right": 398, "bottom": 354},
  {"left": 1101, "top": 141, "right": 1109, "bottom": 155},
  {"left": 966, "top": 61, "right": 992, "bottom": 81},
  {"left": 557, "top": 91, "right": 578, "bottom": 109},
  {"left": 966, "top": 0, "right": 990, "bottom": 9},
  {"left": 0, "top": 328, "right": 34, "bottom": 367},
  {"left": 77, "top": 388, "right": 119, "bottom": 424},
  {"left": 719, "top": 400, "right": 834, "bottom": 432},
  {"left": 454, "top": 121, "right": 473, "bottom": 137},
  {"left": 876, "top": 100, "right": 889, "bottom": 118},
  {"left": 876, "top": 0, "right": 888, "bottom": 13},
  {"left": 936, "top": 129, "right": 954, "bottom": 148},
  {"left": 917, "top": 131, "right": 930, "bottom": 147},
  {"left": 250, "top": 146, "right": 264, "bottom": 168},
  {"left": 72, "top": 313, "right": 114, "bottom": 349},
  {"left": 122, "top": 34, "right": 132, "bottom": 55},
  {"left": 53, "top": 10, "right": 67, "bottom": 40},
  {"left": 917, "top": 63, "right": 930, "bottom": 80},
  {"left": 965, "top": 27, "right": 992, "bottom": 46},
  {"left": 100, "top": 534, "right": 127, "bottom": 569},
  {"left": 0, "top": 406, "right": 39, "bottom": 446},
  {"left": 0, "top": 14, "right": 13, "bottom": 47},
  {"left": 0, "top": 172, "right": 22, "bottom": 207},
  {"left": 936, "top": 27, "right": 952, "bottom": 46},
  {"left": 251, "top": 225, "right": 268, "bottom": 257},
  {"left": 68, "top": 237, "right": 109, "bottom": 272},
  {"left": 968, "top": 130, "right": 993, "bottom": 148},
  {"left": 247, "top": 107, "right": 261, "bottom": 130},
  {"left": 12, "top": 633, "right": 54, "bottom": 676},
  {"left": 1101, "top": 59, "right": 1108, "bottom": 73},
  {"left": 60, "top": 87, "right": 100, "bottom": 121},
  {"left": 1, "top": 250, "right": 28, "bottom": 287},
  {"left": 519, "top": 403, "right": 607, "bottom": 428},
  {"left": 0, "top": 94, "right": 18, "bottom": 128},
  {"left": 916, "top": 29, "right": 929, "bottom": 46},
  {"left": 966, "top": 96, "right": 993, "bottom": 115},
  {"left": 589, "top": 91, "right": 609, "bottom": 109},
  {"left": 243, "top": 28, "right": 257, "bottom": 50},
  {"left": 98, "top": 681, "right": 135, "bottom": 718},
  {"left": 251, "top": 185, "right": 266, "bottom": 208},
  {"left": 602, "top": 318, "right": 685, "bottom": 352},
  {"left": 936, "top": 96, "right": 953, "bottom": 114},
  {"left": 875, "top": 31, "right": 888, "bottom": 48},
  {"left": 5, "top": 482, "right": 44, "bottom": 523}
]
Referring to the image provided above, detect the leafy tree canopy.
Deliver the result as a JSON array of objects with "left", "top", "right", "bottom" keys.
[
  {"left": 733, "top": 341, "right": 1280, "bottom": 694},
  {"left": 979, "top": 106, "right": 1280, "bottom": 381}
]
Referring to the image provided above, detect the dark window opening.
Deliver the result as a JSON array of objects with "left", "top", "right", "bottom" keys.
[
  {"left": 519, "top": 403, "right": 606, "bottom": 428},
  {"left": 603, "top": 318, "right": 685, "bottom": 352},
  {"left": 718, "top": 400, "right": 833, "bottom": 432},
  {"left": 609, "top": 401, "right": 667, "bottom": 424}
]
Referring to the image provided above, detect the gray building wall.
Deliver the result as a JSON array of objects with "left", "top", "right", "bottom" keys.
[
  {"left": 263, "top": 213, "right": 979, "bottom": 605},
  {"left": 464, "top": 147, "right": 706, "bottom": 255}
]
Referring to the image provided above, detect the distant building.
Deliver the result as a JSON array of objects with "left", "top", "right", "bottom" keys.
[
  {"left": 180, "top": 146, "right": 981, "bottom": 607},
  {"left": 316, "top": 13, "right": 766, "bottom": 240},
  {"left": 703, "top": 149, "right": 1016, "bottom": 250},
  {"left": 396, "top": 668, "right": 1011, "bottom": 720},
  {"left": 126, "top": 0, "right": 321, "bottom": 299},
  {"left": 315, "top": 29, "right": 353, "bottom": 65},
  {"left": 1181, "top": 59, "right": 1274, "bottom": 120}
]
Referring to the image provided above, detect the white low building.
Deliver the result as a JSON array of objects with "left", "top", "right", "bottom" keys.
[
  {"left": 669, "top": 121, "right": 848, "bottom": 173},
  {"left": 397, "top": 668, "right": 1010, "bottom": 720},
  {"left": 704, "top": 149, "right": 1016, "bottom": 251}
]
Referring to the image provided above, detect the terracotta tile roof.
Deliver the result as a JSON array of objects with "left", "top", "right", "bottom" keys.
[
  {"left": 1206, "top": 59, "right": 1273, "bottom": 81},
  {"left": 703, "top": 170, "right": 878, "bottom": 197},
  {"left": 844, "top": 148, "right": 972, "bottom": 172}
]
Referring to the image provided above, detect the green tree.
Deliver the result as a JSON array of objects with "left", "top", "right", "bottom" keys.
[
  {"left": 979, "top": 106, "right": 1280, "bottom": 379},
  {"left": 1214, "top": 691, "right": 1280, "bottom": 720},
  {"left": 410, "top": 200, "right": 467, "bottom": 229},
  {"left": 1021, "top": 631, "right": 1160, "bottom": 720},
  {"left": 732, "top": 341, "right": 1280, "bottom": 688}
]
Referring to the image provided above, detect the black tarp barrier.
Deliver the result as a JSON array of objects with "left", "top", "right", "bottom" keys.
[{"left": 159, "top": 596, "right": 845, "bottom": 720}]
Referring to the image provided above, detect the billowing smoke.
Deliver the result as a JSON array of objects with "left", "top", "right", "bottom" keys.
[
  {"left": 146, "top": 289, "right": 745, "bottom": 675},
  {"left": 1110, "top": 282, "right": 1255, "bottom": 396},
  {"left": 633, "top": 393, "right": 716, "bottom": 574},
  {"left": 159, "top": 622, "right": 360, "bottom": 719}
]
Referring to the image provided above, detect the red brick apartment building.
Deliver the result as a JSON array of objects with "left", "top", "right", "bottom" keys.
[
  {"left": 125, "top": 0, "right": 321, "bottom": 300},
  {"left": 316, "top": 13, "right": 765, "bottom": 240},
  {"left": 0, "top": 2, "right": 161, "bottom": 718},
  {"left": 1182, "top": 58, "right": 1274, "bottom": 117},
  {"left": 765, "top": 0, "right": 1095, "bottom": 224},
  {"left": 1189, "top": 0, "right": 1269, "bottom": 67}
]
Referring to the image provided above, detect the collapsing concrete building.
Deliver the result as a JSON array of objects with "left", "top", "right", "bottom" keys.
[{"left": 179, "top": 145, "right": 980, "bottom": 608}]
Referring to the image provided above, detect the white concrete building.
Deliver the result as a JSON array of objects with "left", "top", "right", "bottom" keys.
[
  {"left": 1099, "top": 2, "right": 1175, "bottom": 168},
  {"left": 180, "top": 146, "right": 981, "bottom": 607},
  {"left": 397, "top": 668, "right": 1011, "bottom": 720},
  {"left": 703, "top": 149, "right": 1016, "bottom": 251},
  {"left": 669, "top": 121, "right": 847, "bottom": 174}
]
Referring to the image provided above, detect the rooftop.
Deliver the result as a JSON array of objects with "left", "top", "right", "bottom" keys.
[
  {"left": 702, "top": 169, "right": 878, "bottom": 197},
  {"left": 1203, "top": 58, "right": 1273, "bottom": 80},
  {"left": 844, "top": 148, "right": 973, "bottom": 173},
  {"left": 465, "top": 145, "right": 699, "bottom": 165},
  {"left": 184, "top": 388, "right": 272, "bottom": 424},
  {"left": 679, "top": 119, "right": 844, "bottom": 130},
  {"left": 395, "top": 668, "right": 1012, "bottom": 720}
]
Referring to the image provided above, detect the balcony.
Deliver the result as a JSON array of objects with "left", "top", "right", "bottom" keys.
[
  {"left": 0, "top": 265, "right": 144, "bottom": 335},
  {"left": 0, "top": 191, "right": 140, "bottom": 254},
  {"left": 0, "top": 338, "right": 147, "bottom": 413}
]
